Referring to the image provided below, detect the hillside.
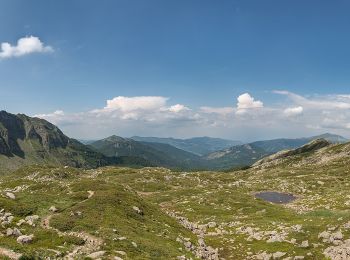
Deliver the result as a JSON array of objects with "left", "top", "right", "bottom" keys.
[
  {"left": 131, "top": 136, "right": 242, "bottom": 155},
  {"left": 252, "top": 138, "right": 331, "bottom": 167},
  {"left": 0, "top": 111, "right": 119, "bottom": 174},
  {"left": 205, "top": 133, "right": 347, "bottom": 170},
  {"left": 90, "top": 135, "right": 206, "bottom": 170},
  {"left": 204, "top": 143, "right": 268, "bottom": 169},
  {"left": 1, "top": 141, "right": 350, "bottom": 259}
]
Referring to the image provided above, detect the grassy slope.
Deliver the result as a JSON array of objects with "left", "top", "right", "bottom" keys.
[
  {"left": 1, "top": 142, "right": 350, "bottom": 258},
  {"left": 0, "top": 166, "right": 196, "bottom": 259}
]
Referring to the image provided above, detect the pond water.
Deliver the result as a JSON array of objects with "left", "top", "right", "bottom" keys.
[{"left": 255, "top": 191, "right": 296, "bottom": 204}]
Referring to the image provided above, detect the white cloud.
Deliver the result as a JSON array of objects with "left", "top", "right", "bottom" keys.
[
  {"left": 35, "top": 110, "right": 64, "bottom": 119},
  {"left": 236, "top": 93, "right": 263, "bottom": 114},
  {"left": 101, "top": 96, "right": 168, "bottom": 112},
  {"left": 167, "top": 104, "right": 190, "bottom": 113},
  {"left": 274, "top": 90, "right": 350, "bottom": 110},
  {"left": 284, "top": 106, "right": 303, "bottom": 117},
  {"left": 0, "top": 36, "right": 53, "bottom": 59}
]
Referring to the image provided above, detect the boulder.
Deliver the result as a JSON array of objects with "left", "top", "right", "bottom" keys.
[
  {"left": 49, "top": 206, "right": 58, "bottom": 212},
  {"left": 5, "top": 192, "right": 15, "bottom": 200},
  {"left": 272, "top": 251, "right": 286, "bottom": 259},
  {"left": 17, "top": 234, "right": 34, "bottom": 244}
]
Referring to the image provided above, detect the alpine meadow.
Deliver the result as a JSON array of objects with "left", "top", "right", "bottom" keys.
[{"left": 1, "top": 1, "right": 350, "bottom": 260}]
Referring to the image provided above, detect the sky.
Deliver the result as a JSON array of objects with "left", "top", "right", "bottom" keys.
[{"left": 1, "top": 0, "right": 350, "bottom": 141}]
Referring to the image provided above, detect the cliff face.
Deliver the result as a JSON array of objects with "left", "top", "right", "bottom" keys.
[
  {"left": 0, "top": 111, "right": 117, "bottom": 174},
  {"left": 0, "top": 111, "right": 69, "bottom": 158}
]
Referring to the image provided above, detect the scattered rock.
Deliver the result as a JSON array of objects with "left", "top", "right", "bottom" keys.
[
  {"left": 115, "top": 251, "right": 126, "bottom": 256},
  {"left": 132, "top": 206, "right": 142, "bottom": 215},
  {"left": 207, "top": 222, "right": 217, "bottom": 228},
  {"left": 5, "top": 192, "right": 15, "bottom": 200},
  {"left": 300, "top": 240, "right": 309, "bottom": 248},
  {"left": 49, "top": 206, "right": 58, "bottom": 212},
  {"left": 6, "top": 228, "right": 22, "bottom": 237},
  {"left": 17, "top": 234, "right": 34, "bottom": 244},
  {"left": 319, "top": 230, "right": 343, "bottom": 245},
  {"left": 17, "top": 219, "right": 26, "bottom": 226},
  {"left": 25, "top": 215, "right": 39, "bottom": 226},
  {"left": 87, "top": 251, "right": 105, "bottom": 259},
  {"left": 324, "top": 239, "right": 350, "bottom": 259},
  {"left": 272, "top": 251, "right": 286, "bottom": 259}
]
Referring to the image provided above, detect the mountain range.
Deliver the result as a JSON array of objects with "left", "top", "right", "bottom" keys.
[
  {"left": 89, "top": 135, "right": 205, "bottom": 170},
  {"left": 130, "top": 136, "right": 242, "bottom": 155},
  {"left": 0, "top": 110, "right": 348, "bottom": 174}
]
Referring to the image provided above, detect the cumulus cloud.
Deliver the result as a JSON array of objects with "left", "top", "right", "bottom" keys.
[
  {"left": 0, "top": 36, "right": 53, "bottom": 59},
  {"left": 284, "top": 106, "right": 303, "bottom": 117},
  {"left": 167, "top": 104, "right": 190, "bottom": 113},
  {"left": 102, "top": 96, "right": 168, "bottom": 112},
  {"left": 236, "top": 93, "right": 263, "bottom": 115}
]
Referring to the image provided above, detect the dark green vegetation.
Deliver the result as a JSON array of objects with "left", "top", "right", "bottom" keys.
[
  {"left": 90, "top": 135, "right": 206, "bottom": 170},
  {"left": 131, "top": 136, "right": 242, "bottom": 156},
  {"left": 1, "top": 140, "right": 350, "bottom": 259}
]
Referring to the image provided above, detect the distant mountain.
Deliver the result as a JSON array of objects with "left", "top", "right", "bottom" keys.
[
  {"left": 251, "top": 133, "right": 347, "bottom": 154},
  {"left": 78, "top": 139, "right": 97, "bottom": 145},
  {"left": 204, "top": 133, "right": 348, "bottom": 170},
  {"left": 0, "top": 111, "right": 122, "bottom": 174},
  {"left": 130, "top": 136, "right": 242, "bottom": 155},
  {"left": 90, "top": 135, "right": 206, "bottom": 170},
  {"left": 204, "top": 143, "right": 268, "bottom": 169}
]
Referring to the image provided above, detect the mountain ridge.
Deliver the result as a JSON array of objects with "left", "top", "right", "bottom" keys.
[
  {"left": 89, "top": 135, "right": 206, "bottom": 170},
  {"left": 0, "top": 111, "right": 121, "bottom": 174},
  {"left": 131, "top": 136, "right": 242, "bottom": 155}
]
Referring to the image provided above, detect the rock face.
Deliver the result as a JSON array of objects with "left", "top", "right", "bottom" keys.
[
  {"left": 0, "top": 111, "right": 69, "bottom": 157},
  {"left": 0, "top": 110, "right": 118, "bottom": 173}
]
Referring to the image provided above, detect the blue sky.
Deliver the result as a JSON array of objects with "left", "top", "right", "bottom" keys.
[{"left": 1, "top": 0, "right": 350, "bottom": 140}]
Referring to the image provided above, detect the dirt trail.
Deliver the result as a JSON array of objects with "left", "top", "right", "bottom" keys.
[{"left": 41, "top": 190, "right": 103, "bottom": 259}]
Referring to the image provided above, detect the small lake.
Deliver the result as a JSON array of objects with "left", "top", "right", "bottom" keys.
[{"left": 255, "top": 191, "right": 296, "bottom": 204}]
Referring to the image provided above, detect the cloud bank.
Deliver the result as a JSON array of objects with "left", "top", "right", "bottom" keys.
[
  {"left": 0, "top": 36, "right": 53, "bottom": 59},
  {"left": 34, "top": 91, "right": 350, "bottom": 140}
]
